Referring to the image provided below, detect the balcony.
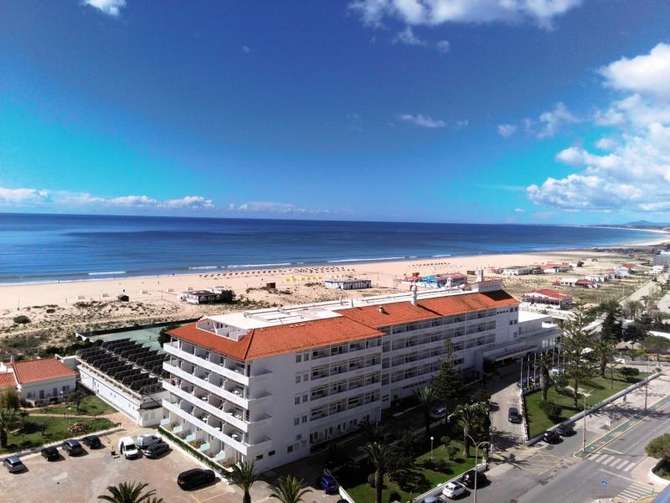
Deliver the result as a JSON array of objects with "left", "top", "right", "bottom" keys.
[
  {"left": 164, "top": 362, "right": 250, "bottom": 409},
  {"left": 164, "top": 344, "right": 250, "bottom": 386},
  {"left": 166, "top": 384, "right": 249, "bottom": 432}
]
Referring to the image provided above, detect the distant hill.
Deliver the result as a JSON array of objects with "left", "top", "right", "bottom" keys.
[{"left": 624, "top": 220, "right": 670, "bottom": 229}]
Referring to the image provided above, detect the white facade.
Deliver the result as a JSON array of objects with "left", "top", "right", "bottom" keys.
[
  {"left": 162, "top": 283, "right": 554, "bottom": 472},
  {"left": 0, "top": 360, "right": 77, "bottom": 406},
  {"left": 324, "top": 278, "right": 372, "bottom": 290}
]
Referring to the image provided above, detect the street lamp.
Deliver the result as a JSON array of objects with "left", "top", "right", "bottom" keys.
[
  {"left": 465, "top": 434, "right": 490, "bottom": 503},
  {"left": 430, "top": 436, "right": 435, "bottom": 462}
]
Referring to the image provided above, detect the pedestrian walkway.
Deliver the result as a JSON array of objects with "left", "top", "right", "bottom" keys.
[
  {"left": 614, "top": 481, "right": 655, "bottom": 502},
  {"left": 589, "top": 453, "right": 637, "bottom": 472}
]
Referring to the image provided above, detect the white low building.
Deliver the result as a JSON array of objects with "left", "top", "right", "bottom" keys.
[
  {"left": 161, "top": 280, "right": 558, "bottom": 472},
  {"left": 0, "top": 358, "right": 77, "bottom": 406},
  {"left": 324, "top": 278, "right": 372, "bottom": 290}
]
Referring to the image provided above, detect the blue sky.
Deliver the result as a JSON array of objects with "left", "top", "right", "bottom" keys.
[{"left": 1, "top": 0, "right": 670, "bottom": 224}]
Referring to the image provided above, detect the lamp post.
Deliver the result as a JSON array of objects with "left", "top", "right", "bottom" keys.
[
  {"left": 465, "top": 434, "right": 490, "bottom": 503},
  {"left": 430, "top": 436, "right": 435, "bottom": 463},
  {"left": 582, "top": 396, "right": 588, "bottom": 453}
]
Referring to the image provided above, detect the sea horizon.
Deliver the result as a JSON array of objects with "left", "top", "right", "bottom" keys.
[{"left": 1, "top": 212, "right": 665, "bottom": 285}]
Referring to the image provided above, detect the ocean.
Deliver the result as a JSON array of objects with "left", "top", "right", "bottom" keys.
[{"left": 0, "top": 213, "right": 660, "bottom": 284}]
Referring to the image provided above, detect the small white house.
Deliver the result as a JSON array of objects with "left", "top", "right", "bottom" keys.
[
  {"left": 0, "top": 358, "right": 77, "bottom": 406},
  {"left": 180, "top": 289, "right": 221, "bottom": 304}
]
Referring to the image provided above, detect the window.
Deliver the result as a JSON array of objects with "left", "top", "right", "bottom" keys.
[
  {"left": 294, "top": 417, "right": 300, "bottom": 425},
  {"left": 256, "top": 454, "right": 263, "bottom": 460},
  {"left": 302, "top": 416, "right": 307, "bottom": 423},
  {"left": 296, "top": 354, "right": 302, "bottom": 363},
  {"left": 294, "top": 396, "right": 300, "bottom": 405},
  {"left": 295, "top": 375, "right": 301, "bottom": 384},
  {"left": 302, "top": 393, "right": 308, "bottom": 402},
  {"left": 268, "top": 450, "right": 275, "bottom": 456},
  {"left": 287, "top": 445, "right": 293, "bottom": 453}
]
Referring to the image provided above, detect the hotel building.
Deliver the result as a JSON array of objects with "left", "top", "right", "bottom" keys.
[{"left": 161, "top": 279, "right": 558, "bottom": 472}]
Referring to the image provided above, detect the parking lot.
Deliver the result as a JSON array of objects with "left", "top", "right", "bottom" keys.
[{"left": 0, "top": 427, "right": 338, "bottom": 503}]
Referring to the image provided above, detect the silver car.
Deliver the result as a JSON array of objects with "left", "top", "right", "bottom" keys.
[{"left": 3, "top": 456, "right": 26, "bottom": 474}]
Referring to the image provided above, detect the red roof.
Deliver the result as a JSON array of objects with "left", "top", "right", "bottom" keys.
[
  {"left": 417, "top": 290, "right": 518, "bottom": 316},
  {"left": 170, "top": 316, "right": 384, "bottom": 362},
  {"left": 169, "top": 290, "right": 518, "bottom": 361},
  {"left": 339, "top": 302, "right": 440, "bottom": 328},
  {"left": 10, "top": 358, "right": 77, "bottom": 385},
  {"left": 0, "top": 372, "right": 16, "bottom": 389},
  {"left": 525, "top": 289, "right": 571, "bottom": 300}
]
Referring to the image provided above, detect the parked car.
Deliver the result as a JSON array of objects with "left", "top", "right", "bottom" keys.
[
  {"left": 142, "top": 441, "right": 170, "bottom": 459},
  {"left": 556, "top": 422, "right": 575, "bottom": 436},
  {"left": 62, "top": 439, "right": 85, "bottom": 456},
  {"left": 543, "top": 430, "right": 561, "bottom": 444},
  {"left": 460, "top": 469, "right": 488, "bottom": 489},
  {"left": 136, "top": 434, "right": 161, "bottom": 449},
  {"left": 40, "top": 446, "right": 60, "bottom": 461},
  {"left": 319, "top": 473, "right": 339, "bottom": 494},
  {"left": 430, "top": 404, "right": 448, "bottom": 419},
  {"left": 177, "top": 468, "right": 216, "bottom": 490},
  {"left": 117, "top": 437, "right": 141, "bottom": 459},
  {"left": 614, "top": 357, "right": 626, "bottom": 364},
  {"left": 508, "top": 407, "right": 522, "bottom": 424},
  {"left": 442, "top": 481, "right": 467, "bottom": 499},
  {"left": 3, "top": 456, "right": 26, "bottom": 473},
  {"left": 82, "top": 435, "right": 103, "bottom": 449}
]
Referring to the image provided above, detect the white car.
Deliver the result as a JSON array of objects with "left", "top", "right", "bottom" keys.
[
  {"left": 442, "top": 481, "right": 467, "bottom": 499},
  {"left": 614, "top": 357, "right": 626, "bottom": 364},
  {"left": 117, "top": 436, "right": 141, "bottom": 459}
]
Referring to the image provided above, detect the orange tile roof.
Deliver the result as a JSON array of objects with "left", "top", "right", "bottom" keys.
[
  {"left": 526, "top": 288, "right": 571, "bottom": 300},
  {"left": 169, "top": 316, "right": 384, "bottom": 362},
  {"left": 338, "top": 301, "right": 440, "bottom": 328},
  {"left": 10, "top": 358, "right": 77, "bottom": 385},
  {"left": 417, "top": 290, "right": 518, "bottom": 316},
  {"left": 0, "top": 372, "right": 16, "bottom": 389}
]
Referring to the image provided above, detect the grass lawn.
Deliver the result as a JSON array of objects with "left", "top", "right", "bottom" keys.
[
  {"left": 33, "top": 395, "right": 115, "bottom": 416},
  {"left": 525, "top": 371, "right": 647, "bottom": 438},
  {"left": 1, "top": 415, "right": 116, "bottom": 454},
  {"left": 340, "top": 427, "right": 478, "bottom": 503}
]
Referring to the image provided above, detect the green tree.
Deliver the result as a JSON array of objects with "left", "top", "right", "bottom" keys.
[
  {"left": 0, "top": 407, "right": 20, "bottom": 449},
  {"left": 230, "top": 461, "right": 260, "bottom": 503},
  {"left": 0, "top": 388, "right": 19, "bottom": 411},
  {"left": 537, "top": 352, "right": 553, "bottom": 402},
  {"left": 97, "top": 481, "right": 164, "bottom": 503},
  {"left": 646, "top": 433, "right": 670, "bottom": 460},
  {"left": 643, "top": 335, "right": 670, "bottom": 361},
  {"left": 593, "top": 337, "right": 616, "bottom": 377},
  {"left": 453, "top": 402, "right": 489, "bottom": 457},
  {"left": 600, "top": 305, "right": 623, "bottom": 342},
  {"left": 432, "top": 341, "right": 464, "bottom": 424},
  {"left": 269, "top": 475, "right": 311, "bottom": 503},
  {"left": 624, "top": 300, "right": 643, "bottom": 319},
  {"left": 416, "top": 385, "right": 436, "bottom": 438},
  {"left": 363, "top": 441, "right": 397, "bottom": 503},
  {"left": 561, "top": 307, "right": 597, "bottom": 408}
]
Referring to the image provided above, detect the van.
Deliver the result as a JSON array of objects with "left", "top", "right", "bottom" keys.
[{"left": 117, "top": 437, "right": 141, "bottom": 459}]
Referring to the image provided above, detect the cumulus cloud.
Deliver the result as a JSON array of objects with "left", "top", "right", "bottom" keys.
[
  {"left": 600, "top": 43, "right": 670, "bottom": 99},
  {"left": 0, "top": 186, "right": 213, "bottom": 211},
  {"left": 83, "top": 0, "right": 126, "bottom": 17},
  {"left": 399, "top": 113, "right": 446, "bottom": 128},
  {"left": 436, "top": 40, "right": 450, "bottom": 53},
  {"left": 393, "top": 26, "right": 426, "bottom": 46},
  {"left": 0, "top": 187, "right": 49, "bottom": 205},
  {"left": 498, "top": 124, "right": 517, "bottom": 138},
  {"left": 349, "top": 0, "right": 582, "bottom": 29},
  {"left": 228, "top": 201, "right": 327, "bottom": 215},
  {"left": 527, "top": 43, "right": 670, "bottom": 214}
]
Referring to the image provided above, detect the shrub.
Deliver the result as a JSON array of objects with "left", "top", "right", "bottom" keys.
[
  {"left": 12, "top": 315, "right": 30, "bottom": 325},
  {"left": 646, "top": 433, "right": 670, "bottom": 460},
  {"left": 620, "top": 367, "right": 640, "bottom": 377},
  {"left": 447, "top": 446, "right": 459, "bottom": 460},
  {"left": 539, "top": 400, "right": 562, "bottom": 420}
]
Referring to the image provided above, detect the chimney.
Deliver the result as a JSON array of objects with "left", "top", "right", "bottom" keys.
[
  {"left": 378, "top": 305, "right": 387, "bottom": 314},
  {"left": 411, "top": 284, "right": 418, "bottom": 305}
]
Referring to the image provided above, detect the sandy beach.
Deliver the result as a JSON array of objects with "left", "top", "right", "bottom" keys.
[{"left": 0, "top": 230, "right": 667, "bottom": 355}]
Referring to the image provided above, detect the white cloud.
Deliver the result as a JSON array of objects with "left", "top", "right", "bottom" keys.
[
  {"left": 0, "top": 186, "right": 213, "bottom": 211},
  {"left": 528, "top": 43, "right": 670, "bottom": 214},
  {"left": 498, "top": 124, "right": 517, "bottom": 138},
  {"left": 600, "top": 43, "right": 670, "bottom": 99},
  {"left": 0, "top": 187, "right": 49, "bottom": 205},
  {"left": 533, "top": 102, "right": 578, "bottom": 138},
  {"left": 514, "top": 208, "right": 525, "bottom": 213},
  {"left": 399, "top": 113, "right": 446, "bottom": 128},
  {"left": 242, "top": 45, "right": 251, "bottom": 54},
  {"left": 349, "top": 0, "right": 582, "bottom": 29},
  {"left": 436, "top": 40, "right": 450, "bottom": 53},
  {"left": 229, "top": 201, "right": 326, "bottom": 215},
  {"left": 393, "top": 26, "right": 426, "bottom": 46},
  {"left": 83, "top": 0, "right": 126, "bottom": 17}
]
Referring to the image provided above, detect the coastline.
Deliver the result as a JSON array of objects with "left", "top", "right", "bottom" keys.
[{"left": 1, "top": 233, "right": 667, "bottom": 313}]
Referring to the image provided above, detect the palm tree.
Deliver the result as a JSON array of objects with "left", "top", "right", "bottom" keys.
[
  {"left": 97, "top": 481, "right": 164, "bottom": 503},
  {"left": 416, "top": 385, "right": 436, "bottom": 438},
  {"left": 230, "top": 461, "right": 260, "bottom": 503},
  {"left": 269, "top": 475, "right": 311, "bottom": 503},
  {"left": 453, "top": 402, "right": 489, "bottom": 457},
  {"left": 363, "top": 441, "right": 396, "bottom": 503}
]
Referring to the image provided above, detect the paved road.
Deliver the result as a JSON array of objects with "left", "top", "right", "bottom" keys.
[{"left": 456, "top": 379, "right": 670, "bottom": 503}]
